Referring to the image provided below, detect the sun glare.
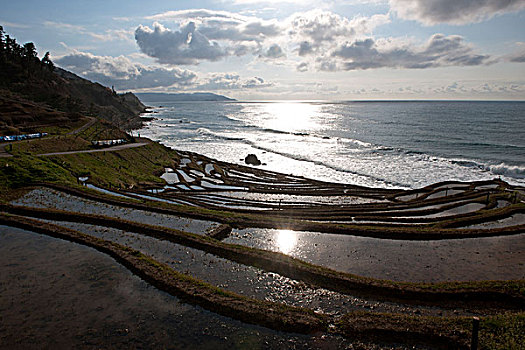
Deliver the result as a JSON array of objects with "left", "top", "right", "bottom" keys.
[
  {"left": 263, "top": 102, "right": 319, "bottom": 133},
  {"left": 275, "top": 230, "right": 297, "bottom": 254}
]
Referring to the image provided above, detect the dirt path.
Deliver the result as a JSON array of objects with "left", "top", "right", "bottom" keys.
[
  {"left": 1, "top": 140, "right": 148, "bottom": 158},
  {"left": 67, "top": 117, "right": 96, "bottom": 135},
  {"left": 0, "top": 144, "right": 11, "bottom": 158},
  {"left": 37, "top": 142, "right": 149, "bottom": 156},
  {"left": 0, "top": 117, "right": 103, "bottom": 158}
]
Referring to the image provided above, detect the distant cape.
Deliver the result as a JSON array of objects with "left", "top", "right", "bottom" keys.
[{"left": 136, "top": 92, "right": 236, "bottom": 103}]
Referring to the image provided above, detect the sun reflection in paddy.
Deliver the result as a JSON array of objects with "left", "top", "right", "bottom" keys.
[{"left": 275, "top": 230, "right": 298, "bottom": 254}]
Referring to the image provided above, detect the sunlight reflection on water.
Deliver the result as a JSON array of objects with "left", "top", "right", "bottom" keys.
[
  {"left": 275, "top": 230, "right": 297, "bottom": 254},
  {"left": 261, "top": 102, "right": 320, "bottom": 132}
]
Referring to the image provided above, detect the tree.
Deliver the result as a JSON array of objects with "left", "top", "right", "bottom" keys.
[
  {"left": 23, "top": 42, "right": 37, "bottom": 59},
  {"left": 0, "top": 26, "right": 5, "bottom": 62},
  {"left": 41, "top": 51, "right": 54, "bottom": 71},
  {"left": 5, "top": 35, "right": 15, "bottom": 54},
  {"left": 0, "top": 25, "right": 5, "bottom": 53}
]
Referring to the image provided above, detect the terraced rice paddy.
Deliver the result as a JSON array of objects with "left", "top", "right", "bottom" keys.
[{"left": 1, "top": 150, "right": 524, "bottom": 348}]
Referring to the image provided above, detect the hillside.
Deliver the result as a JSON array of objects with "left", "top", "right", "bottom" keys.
[
  {"left": 0, "top": 92, "right": 84, "bottom": 135},
  {"left": 0, "top": 26, "right": 146, "bottom": 132},
  {"left": 136, "top": 92, "right": 235, "bottom": 103}
]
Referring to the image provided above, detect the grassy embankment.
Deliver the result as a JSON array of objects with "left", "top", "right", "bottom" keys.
[{"left": 0, "top": 120, "right": 173, "bottom": 194}]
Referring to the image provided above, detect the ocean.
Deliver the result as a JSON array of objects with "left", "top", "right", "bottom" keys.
[{"left": 137, "top": 100, "right": 525, "bottom": 189}]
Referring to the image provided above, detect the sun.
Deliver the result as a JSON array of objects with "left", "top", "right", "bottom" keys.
[{"left": 275, "top": 230, "right": 297, "bottom": 254}]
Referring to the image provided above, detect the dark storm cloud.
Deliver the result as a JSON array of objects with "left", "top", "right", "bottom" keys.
[
  {"left": 331, "top": 34, "right": 491, "bottom": 71},
  {"left": 390, "top": 0, "right": 525, "bottom": 25}
]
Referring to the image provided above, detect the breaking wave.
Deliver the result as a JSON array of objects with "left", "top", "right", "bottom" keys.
[{"left": 452, "top": 160, "right": 525, "bottom": 179}]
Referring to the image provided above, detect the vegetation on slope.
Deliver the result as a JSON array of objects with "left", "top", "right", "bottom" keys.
[{"left": 0, "top": 25, "right": 146, "bottom": 131}]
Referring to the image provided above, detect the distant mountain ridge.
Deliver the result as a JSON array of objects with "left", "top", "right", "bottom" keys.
[{"left": 136, "top": 92, "right": 236, "bottom": 103}]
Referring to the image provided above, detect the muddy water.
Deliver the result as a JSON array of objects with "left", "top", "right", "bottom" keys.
[
  {"left": 404, "top": 203, "right": 486, "bottom": 218},
  {"left": 1, "top": 226, "right": 364, "bottom": 349},
  {"left": 466, "top": 213, "right": 525, "bottom": 229},
  {"left": 12, "top": 188, "right": 525, "bottom": 283},
  {"left": 225, "top": 228, "right": 525, "bottom": 283},
  {"left": 12, "top": 188, "right": 214, "bottom": 235},
  {"left": 42, "top": 221, "right": 460, "bottom": 317}
]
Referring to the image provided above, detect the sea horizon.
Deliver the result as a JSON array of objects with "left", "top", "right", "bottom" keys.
[{"left": 141, "top": 97, "right": 525, "bottom": 103}]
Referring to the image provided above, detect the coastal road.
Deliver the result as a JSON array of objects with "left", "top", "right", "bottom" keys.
[
  {"left": 37, "top": 142, "right": 149, "bottom": 156},
  {"left": 0, "top": 117, "right": 99, "bottom": 158}
]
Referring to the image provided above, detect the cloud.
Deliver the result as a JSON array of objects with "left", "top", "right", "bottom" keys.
[
  {"left": 0, "top": 20, "right": 31, "bottom": 29},
  {"left": 196, "top": 73, "right": 273, "bottom": 90},
  {"left": 287, "top": 10, "right": 390, "bottom": 54},
  {"left": 146, "top": 8, "right": 248, "bottom": 22},
  {"left": 316, "top": 57, "right": 338, "bottom": 71},
  {"left": 224, "top": 0, "right": 323, "bottom": 5},
  {"left": 55, "top": 50, "right": 197, "bottom": 90},
  {"left": 296, "top": 62, "right": 309, "bottom": 72},
  {"left": 298, "top": 41, "right": 314, "bottom": 56},
  {"left": 505, "top": 43, "right": 525, "bottom": 63},
  {"left": 43, "top": 21, "right": 86, "bottom": 32},
  {"left": 145, "top": 8, "right": 280, "bottom": 40},
  {"left": 389, "top": 0, "right": 525, "bottom": 25},
  {"left": 135, "top": 9, "right": 388, "bottom": 66},
  {"left": 341, "top": 81, "right": 525, "bottom": 98},
  {"left": 55, "top": 49, "right": 276, "bottom": 92},
  {"left": 449, "top": 82, "right": 525, "bottom": 95},
  {"left": 260, "top": 44, "right": 286, "bottom": 59},
  {"left": 330, "top": 34, "right": 490, "bottom": 70},
  {"left": 509, "top": 52, "right": 525, "bottom": 63},
  {"left": 88, "top": 29, "right": 134, "bottom": 42},
  {"left": 135, "top": 8, "right": 492, "bottom": 73},
  {"left": 137, "top": 9, "right": 281, "bottom": 64},
  {"left": 135, "top": 22, "right": 226, "bottom": 65},
  {"left": 43, "top": 21, "right": 134, "bottom": 43}
]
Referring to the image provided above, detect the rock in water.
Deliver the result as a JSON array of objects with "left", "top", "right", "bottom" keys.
[{"left": 245, "top": 154, "right": 261, "bottom": 166}]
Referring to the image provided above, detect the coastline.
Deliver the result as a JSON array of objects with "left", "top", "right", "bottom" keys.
[{"left": 137, "top": 100, "right": 525, "bottom": 189}]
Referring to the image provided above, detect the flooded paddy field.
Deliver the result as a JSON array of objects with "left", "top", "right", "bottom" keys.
[
  {"left": 12, "top": 188, "right": 213, "bottom": 235},
  {"left": 13, "top": 187, "right": 525, "bottom": 285},
  {"left": 0, "top": 226, "right": 361, "bottom": 349},
  {"left": 465, "top": 213, "right": 525, "bottom": 230},
  {"left": 36, "top": 220, "right": 473, "bottom": 318},
  {"left": 225, "top": 228, "right": 525, "bottom": 282}
]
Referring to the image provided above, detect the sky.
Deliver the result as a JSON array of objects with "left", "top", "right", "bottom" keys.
[{"left": 2, "top": 0, "right": 525, "bottom": 100}]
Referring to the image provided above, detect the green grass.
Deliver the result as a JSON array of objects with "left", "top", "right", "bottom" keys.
[
  {"left": 38, "top": 118, "right": 88, "bottom": 135},
  {"left": 479, "top": 313, "right": 524, "bottom": 349},
  {"left": 0, "top": 125, "right": 176, "bottom": 196},
  {"left": 55, "top": 142, "right": 174, "bottom": 188},
  {"left": 0, "top": 154, "right": 74, "bottom": 193},
  {"left": 10, "top": 135, "right": 93, "bottom": 154},
  {"left": 335, "top": 311, "right": 524, "bottom": 349},
  {"left": 75, "top": 119, "right": 129, "bottom": 141}
]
